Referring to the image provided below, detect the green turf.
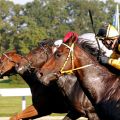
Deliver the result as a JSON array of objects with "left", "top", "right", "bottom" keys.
[
  {"left": 0, "top": 96, "right": 66, "bottom": 117},
  {"left": 0, "top": 96, "right": 32, "bottom": 117},
  {"left": 0, "top": 82, "right": 66, "bottom": 117},
  {"left": 0, "top": 81, "right": 31, "bottom": 116}
]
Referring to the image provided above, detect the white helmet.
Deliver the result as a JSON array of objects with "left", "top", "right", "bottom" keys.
[
  {"left": 54, "top": 39, "right": 63, "bottom": 47},
  {"left": 97, "top": 24, "right": 119, "bottom": 39},
  {"left": 106, "top": 24, "right": 119, "bottom": 38}
]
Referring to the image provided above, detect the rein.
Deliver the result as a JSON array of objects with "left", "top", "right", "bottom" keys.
[
  {"left": 0, "top": 53, "right": 20, "bottom": 74},
  {"left": 60, "top": 43, "right": 93, "bottom": 74},
  {"left": 3, "top": 53, "right": 17, "bottom": 64},
  {"left": 23, "top": 56, "right": 33, "bottom": 69}
]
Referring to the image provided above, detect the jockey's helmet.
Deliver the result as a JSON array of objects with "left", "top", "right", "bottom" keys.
[
  {"left": 97, "top": 24, "right": 119, "bottom": 40},
  {"left": 63, "top": 31, "right": 78, "bottom": 43}
]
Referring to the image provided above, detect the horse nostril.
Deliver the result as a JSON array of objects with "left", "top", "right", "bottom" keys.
[
  {"left": 40, "top": 72, "right": 43, "bottom": 76},
  {"left": 36, "top": 72, "right": 43, "bottom": 79}
]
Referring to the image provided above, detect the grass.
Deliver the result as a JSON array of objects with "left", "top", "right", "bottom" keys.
[
  {"left": 0, "top": 95, "right": 66, "bottom": 117},
  {"left": 0, "top": 80, "right": 31, "bottom": 117},
  {"left": 0, "top": 81, "right": 66, "bottom": 117},
  {"left": 0, "top": 96, "right": 32, "bottom": 117}
]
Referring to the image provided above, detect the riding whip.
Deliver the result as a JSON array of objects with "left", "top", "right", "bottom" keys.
[{"left": 88, "top": 10, "right": 101, "bottom": 55}]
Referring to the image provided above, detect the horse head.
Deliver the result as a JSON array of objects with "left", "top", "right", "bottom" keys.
[
  {"left": 36, "top": 43, "right": 78, "bottom": 85},
  {"left": 0, "top": 50, "right": 23, "bottom": 77},
  {"left": 16, "top": 39, "right": 57, "bottom": 74}
]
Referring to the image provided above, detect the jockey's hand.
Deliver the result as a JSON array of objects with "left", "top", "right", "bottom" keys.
[{"left": 98, "top": 55, "right": 109, "bottom": 65}]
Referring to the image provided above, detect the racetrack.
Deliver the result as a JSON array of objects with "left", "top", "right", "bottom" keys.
[{"left": 0, "top": 116, "right": 87, "bottom": 120}]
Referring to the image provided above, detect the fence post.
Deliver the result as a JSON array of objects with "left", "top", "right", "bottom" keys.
[{"left": 22, "top": 96, "right": 26, "bottom": 110}]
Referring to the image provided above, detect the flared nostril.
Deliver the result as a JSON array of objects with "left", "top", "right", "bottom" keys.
[
  {"left": 36, "top": 72, "right": 43, "bottom": 79},
  {"left": 40, "top": 72, "right": 43, "bottom": 76}
]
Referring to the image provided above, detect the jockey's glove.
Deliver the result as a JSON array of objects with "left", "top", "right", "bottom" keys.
[{"left": 98, "top": 55, "right": 109, "bottom": 65}]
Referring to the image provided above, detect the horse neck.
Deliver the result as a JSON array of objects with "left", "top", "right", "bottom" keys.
[
  {"left": 20, "top": 71, "right": 39, "bottom": 88},
  {"left": 20, "top": 47, "right": 53, "bottom": 86},
  {"left": 57, "top": 74, "right": 85, "bottom": 103},
  {"left": 74, "top": 45, "right": 116, "bottom": 103},
  {"left": 57, "top": 74, "right": 77, "bottom": 96}
]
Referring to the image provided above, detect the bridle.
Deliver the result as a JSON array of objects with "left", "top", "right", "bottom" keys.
[
  {"left": 18, "top": 45, "right": 51, "bottom": 71},
  {"left": 3, "top": 53, "right": 17, "bottom": 64},
  {"left": 60, "top": 43, "right": 93, "bottom": 74},
  {"left": 0, "top": 53, "right": 21, "bottom": 75},
  {"left": 40, "top": 45, "right": 50, "bottom": 63}
]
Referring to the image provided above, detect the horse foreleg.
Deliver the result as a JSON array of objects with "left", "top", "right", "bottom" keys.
[{"left": 9, "top": 105, "right": 38, "bottom": 120}]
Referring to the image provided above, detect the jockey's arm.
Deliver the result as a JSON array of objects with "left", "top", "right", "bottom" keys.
[
  {"left": 108, "top": 45, "right": 120, "bottom": 70},
  {"left": 108, "top": 58, "right": 120, "bottom": 70}
]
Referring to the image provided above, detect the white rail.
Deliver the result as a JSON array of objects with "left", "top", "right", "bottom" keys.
[{"left": 0, "top": 88, "right": 31, "bottom": 110}]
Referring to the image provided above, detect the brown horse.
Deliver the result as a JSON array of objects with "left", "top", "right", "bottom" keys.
[
  {"left": 37, "top": 42, "right": 120, "bottom": 120},
  {"left": 0, "top": 50, "right": 78, "bottom": 120},
  {"left": 14, "top": 42, "right": 98, "bottom": 120},
  {"left": 17, "top": 42, "right": 101, "bottom": 120},
  {"left": 0, "top": 39, "right": 84, "bottom": 120},
  {"left": 8, "top": 39, "right": 102, "bottom": 119}
]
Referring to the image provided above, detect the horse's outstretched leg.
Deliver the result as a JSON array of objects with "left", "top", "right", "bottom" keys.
[
  {"left": 87, "top": 112, "right": 100, "bottom": 120},
  {"left": 62, "top": 110, "right": 81, "bottom": 120},
  {"left": 9, "top": 105, "right": 38, "bottom": 120}
]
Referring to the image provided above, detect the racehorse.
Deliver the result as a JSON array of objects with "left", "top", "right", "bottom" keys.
[
  {"left": 37, "top": 41, "right": 120, "bottom": 120},
  {"left": 0, "top": 49, "right": 78, "bottom": 120},
  {"left": 14, "top": 41, "right": 100, "bottom": 119},
  {"left": 16, "top": 33, "right": 113, "bottom": 120},
  {"left": 0, "top": 38, "right": 87, "bottom": 120},
  {"left": 0, "top": 33, "right": 111, "bottom": 120},
  {"left": 0, "top": 38, "right": 102, "bottom": 119}
]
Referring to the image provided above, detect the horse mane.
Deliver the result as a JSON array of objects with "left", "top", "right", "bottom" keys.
[
  {"left": 39, "top": 39, "right": 55, "bottom": 47},
  {"left": 78, "top": 33, "right": 112, "bottom": 57},
  {"left": 78, "top": 33, "right": 100, "bottom": 57},
  {"left": 77, "top": 37, "right": 120, "bottom": 75},
  {"left": 78, "top": 37, "right": 104, "bottom": 57}
]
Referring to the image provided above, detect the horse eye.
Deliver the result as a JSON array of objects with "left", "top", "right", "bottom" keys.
[{"left": 55, "top": 51, "right": 61, "bottom": 58}]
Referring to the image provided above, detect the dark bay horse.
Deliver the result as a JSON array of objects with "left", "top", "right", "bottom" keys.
[
  {"left": 0, "top": 50, "right": 77, "bottom": 120},
  {"left": 37, "top": 42, "right": 120, "bottom": 120},
  {"left": 8, "top": 38, "right": 102, "bottom": 119}
]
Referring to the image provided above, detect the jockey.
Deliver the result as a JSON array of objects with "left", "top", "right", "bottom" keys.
[
  {"left": 97, "top": 23, "right": 120, "bottom": 70},
  {"left": 63, "top": 31, "right": 78, "bottom": 46}
]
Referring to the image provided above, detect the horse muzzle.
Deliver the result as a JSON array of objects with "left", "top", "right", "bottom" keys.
[{"left": 36, "top": 72, "right": 59, "bottom": 86}]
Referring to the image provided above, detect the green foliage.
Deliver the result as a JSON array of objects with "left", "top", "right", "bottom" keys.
[{"left": 0, "top": 0, "right": 119, "bottom": 54}]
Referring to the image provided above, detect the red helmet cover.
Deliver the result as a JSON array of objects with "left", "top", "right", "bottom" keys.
[{"left": 63, "top": 32, "right": 78, "bottom": 42}]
